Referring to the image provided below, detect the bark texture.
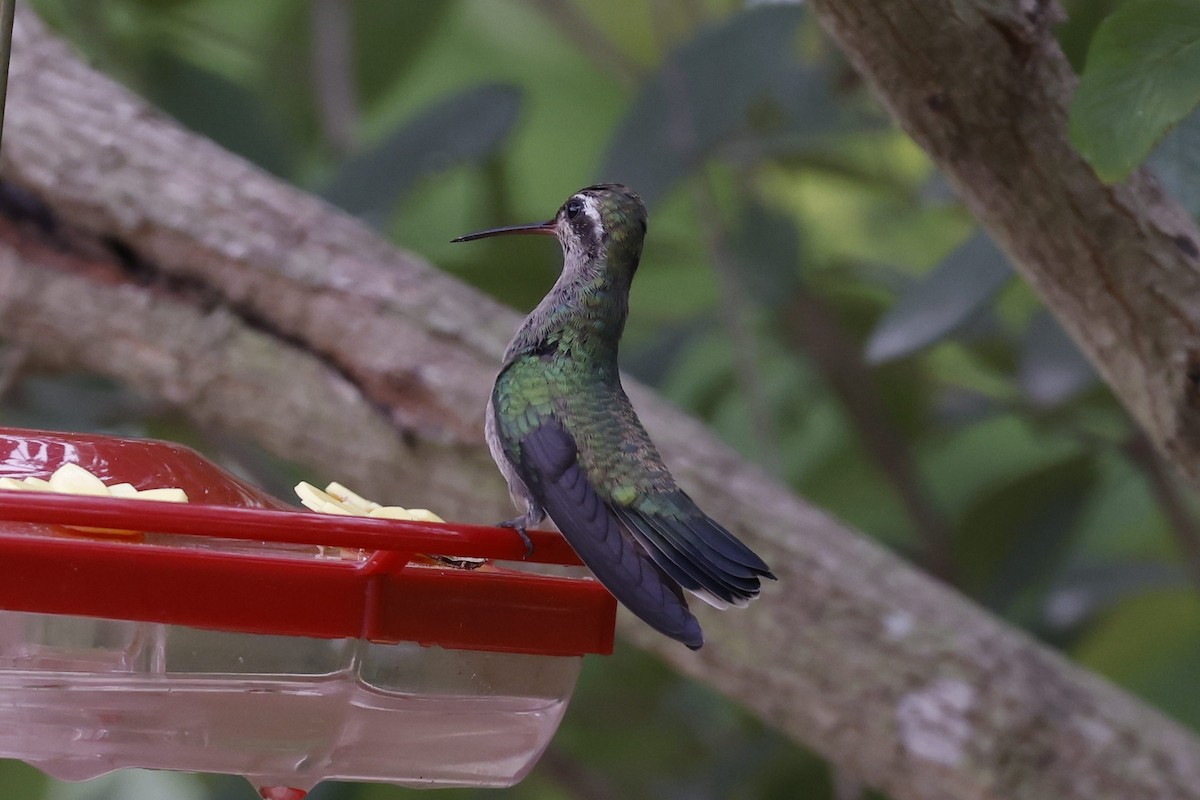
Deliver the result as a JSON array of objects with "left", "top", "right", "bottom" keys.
[{"left": 0, "top": 7, "right": 1198, "bottom": 800}]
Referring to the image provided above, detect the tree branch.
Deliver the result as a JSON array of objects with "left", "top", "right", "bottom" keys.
[
  {"left": 810, "top": 0, "right": 1200, "bottom": 487},
  {"left": 2, "top": 8, "right": 1199, "bottom": 800}
]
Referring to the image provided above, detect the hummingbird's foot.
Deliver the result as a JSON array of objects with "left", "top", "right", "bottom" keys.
[
  {"left": 429, "top": 554, "right": 487, "bottom": 570},
  {"left": 497, "top": 518, "right": 535, "bottom": 558}
]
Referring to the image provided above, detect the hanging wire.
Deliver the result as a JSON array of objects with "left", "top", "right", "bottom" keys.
[{"left": 0, "top": 0, "right": 15, "bottom": 154}]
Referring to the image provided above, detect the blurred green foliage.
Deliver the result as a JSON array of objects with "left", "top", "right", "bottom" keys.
[{"left": 3, "top": 0, "right": 1199, "bottom": 798}]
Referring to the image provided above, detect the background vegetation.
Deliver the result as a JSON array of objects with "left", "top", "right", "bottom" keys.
[{"left": 1, "top": 0, "right": 1198, "bottom": 798}]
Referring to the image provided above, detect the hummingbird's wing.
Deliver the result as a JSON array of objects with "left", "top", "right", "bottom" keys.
[
  {"left": 609, "top": 491, "right": 774, "bottom": 610},
  {"left": 517, "top": 419, "right": 705, "bottom": 649},
  {"left": 556, "top": 384, "right": 775, "bottom": 611}
]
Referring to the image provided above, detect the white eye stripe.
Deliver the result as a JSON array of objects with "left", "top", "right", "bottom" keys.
[{"left": 581, "top": 195, "right": 602, "bottom": 228}]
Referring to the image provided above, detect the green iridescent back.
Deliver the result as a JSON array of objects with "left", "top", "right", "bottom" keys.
[{"left": 493, "top": 353, "right": 677, "bottom": 508}]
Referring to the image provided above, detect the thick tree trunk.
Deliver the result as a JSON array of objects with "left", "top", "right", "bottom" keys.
[{"left": 0, "top": 7, "right": 1198, "bottom": 800}]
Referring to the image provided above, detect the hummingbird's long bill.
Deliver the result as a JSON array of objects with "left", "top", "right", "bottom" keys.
[{"left": 451, "top": 220, "right": 556, "bottom": 243}]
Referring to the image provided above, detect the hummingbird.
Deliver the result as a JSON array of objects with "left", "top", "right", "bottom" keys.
[{"left": 452, "top": 184, "right": 774, "bottom": 649}]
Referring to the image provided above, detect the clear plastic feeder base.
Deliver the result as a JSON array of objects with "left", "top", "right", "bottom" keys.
[{"left": 0, "top": 611, "right": 581, "bottom": 789}]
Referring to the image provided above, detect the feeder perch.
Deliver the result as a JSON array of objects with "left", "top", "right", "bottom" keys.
[{"left": 0, "top": 427, "right": 615, "bottom": 794}]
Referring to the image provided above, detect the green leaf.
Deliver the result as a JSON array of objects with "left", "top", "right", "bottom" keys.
[
  {"left": 864, "top": 232, "right": 1013, "bottom": 364},
  {"left": 1069, "top": 0, "right": 1200, "bottom": 182},
  {"left": 1019, "top": 309, "right": 1098, "bottom": 408},
  {"left": 954, "top": 454, "right": 1096, "bottom": 610},
  {"left": 1074, "top": 590, "right": 1200, "bottom": 730},
  {"left": 1055, "top": 0, "right": 1125, "bottom": 71},
  {"left": 352, "top": 0, "right": 458, "bottom": 111},
  {"left": 728, "top": 201, "right": 802, "bottom": 308},
  {"left": 142, "top": 47, "right": 297, "bottom": 177},
  {"left": 321, "top": 83, "right": 522, "bottom": 220},
  {"left": 598, "top": 4, "right": 839, "bottom": 204}
]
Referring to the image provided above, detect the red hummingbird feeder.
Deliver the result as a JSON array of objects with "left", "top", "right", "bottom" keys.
[{"left": 0, "top": 427, "right": 615, "bottom": 795}]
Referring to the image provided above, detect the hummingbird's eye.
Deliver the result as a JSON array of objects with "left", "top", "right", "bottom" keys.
[{"left": 565, "top": 199, "right": 584, "bottom": 219}]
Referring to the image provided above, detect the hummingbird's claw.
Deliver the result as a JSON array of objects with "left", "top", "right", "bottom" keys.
[{"left": 497, "top": 518, "right": 535, "bottom": 558}]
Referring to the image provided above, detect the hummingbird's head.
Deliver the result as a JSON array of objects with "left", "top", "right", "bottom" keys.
[{"left": 452, "top": 184, "right": 648, "bottom": 272}]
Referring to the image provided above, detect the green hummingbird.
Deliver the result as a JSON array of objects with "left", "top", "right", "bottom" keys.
[{"left": 453, "top": 184, "right": 773, "bottom": 649}]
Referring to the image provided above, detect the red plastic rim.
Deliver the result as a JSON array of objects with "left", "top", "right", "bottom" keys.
[{"left": 0, "top": 428, "right": 615, "bottom": 657}]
